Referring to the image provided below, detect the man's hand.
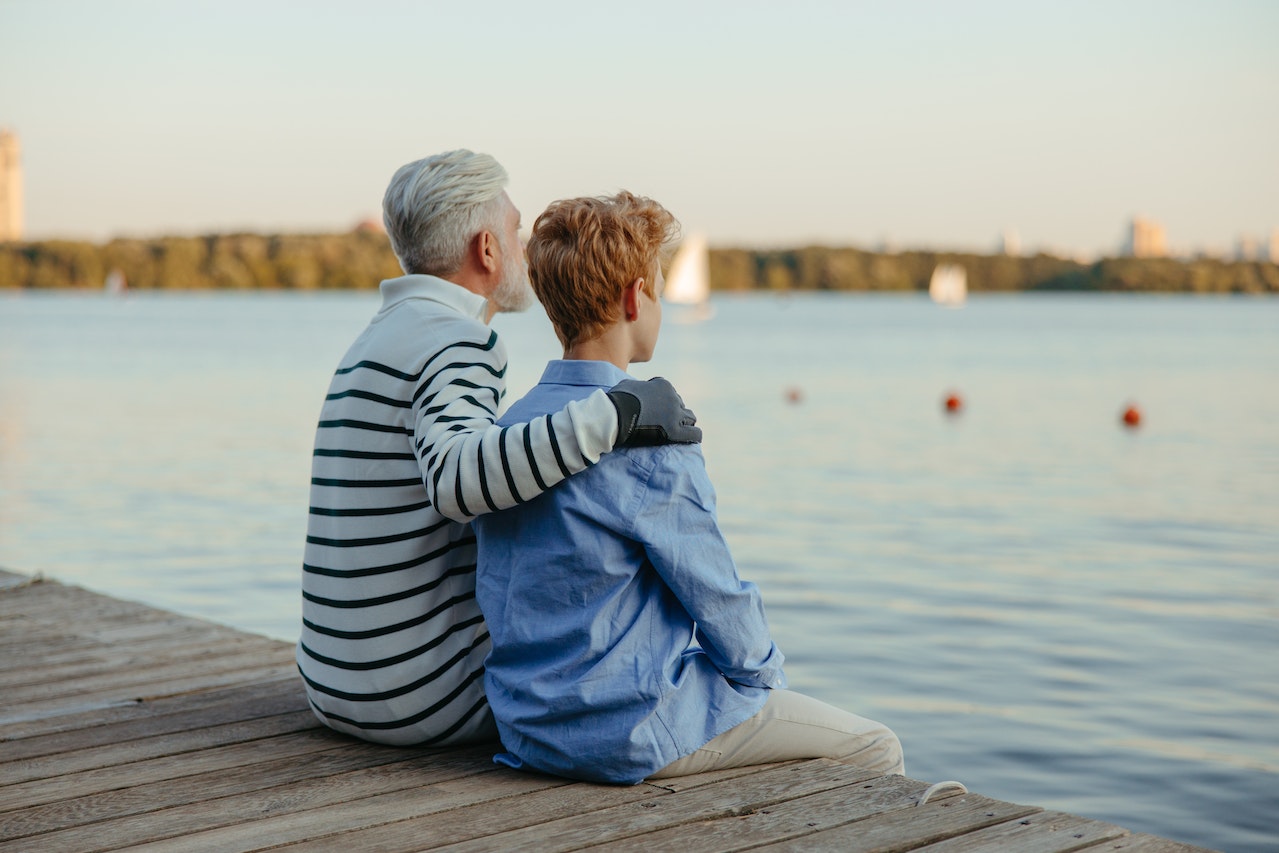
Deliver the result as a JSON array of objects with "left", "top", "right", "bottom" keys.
[{"left": 606, "top": 377, "right": 702, "bottom": 447}]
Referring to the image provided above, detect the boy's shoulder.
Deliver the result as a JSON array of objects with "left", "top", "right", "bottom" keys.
[
  {"left": 496, "top": 382, "right": 569, "bottom": 427},
  {"left": 497, "top": 361, "right": 621, "bottom": 425}
]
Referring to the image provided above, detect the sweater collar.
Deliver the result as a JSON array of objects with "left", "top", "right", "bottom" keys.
[{"left": 379, "top": 274, "right": 489, "bottom": 322}]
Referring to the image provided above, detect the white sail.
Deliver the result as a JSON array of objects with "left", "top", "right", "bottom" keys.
[
  {"left": 664, "top": 233, "right": 709, "bottom": 306},
  {"left": 104, "top": 269, "right": 127, "bottom": 296},
  {"left": 929, "top": 263, "right": 967, "bottom": 307},
  {"left": 663, "top": 233, "right": 713, "bottom": 322}
]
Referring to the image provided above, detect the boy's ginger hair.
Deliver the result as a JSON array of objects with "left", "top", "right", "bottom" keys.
[{"left": 527, "top": 191, "right": 678, "bottom": 349}]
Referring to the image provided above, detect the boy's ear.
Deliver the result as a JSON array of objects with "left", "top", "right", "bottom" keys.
[{"left": 623, "top": 278, "right": 644, "bottom": 321}]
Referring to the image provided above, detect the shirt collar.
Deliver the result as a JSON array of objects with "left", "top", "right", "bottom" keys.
[
  {"left": 379, "top": 274, "right": 489, "bottom": 322},
  {"left": 538, "top": 359, "right": 632, "bottom": 389}
]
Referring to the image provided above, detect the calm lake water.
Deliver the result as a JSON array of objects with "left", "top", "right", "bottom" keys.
[{"left": 1, "top": 290, "right": 1276, "bottom": 851}]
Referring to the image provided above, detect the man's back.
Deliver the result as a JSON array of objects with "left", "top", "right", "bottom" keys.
[
  {"left": 474, "top": 359, "right": 782, "bottom": 783},
  {"left": 298, "top": 277, "right": 499, "bottom": 746}
]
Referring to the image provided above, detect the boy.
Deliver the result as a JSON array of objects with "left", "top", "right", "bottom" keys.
[{"left": 473, "top": 192, "right": 903, "bottom": 784}]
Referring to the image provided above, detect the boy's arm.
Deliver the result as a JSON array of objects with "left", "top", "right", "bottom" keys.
[
  {"left": 636, "top": 446, "right": 787, "bottom": 689},
  {"left": 413, "top": 335, "right": 700, "bottom": 523}
]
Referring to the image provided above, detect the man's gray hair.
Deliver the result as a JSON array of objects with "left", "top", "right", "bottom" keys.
[{"left": 382, "top": 150, "right": 509, "bottom": 276}]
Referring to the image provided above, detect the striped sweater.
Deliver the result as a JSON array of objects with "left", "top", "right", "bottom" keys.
[{"left": 297, "top": 275, "right": 616, "bottom": 746}]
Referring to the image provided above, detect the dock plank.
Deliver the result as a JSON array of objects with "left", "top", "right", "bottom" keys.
[
  {"left": 0, "top": 662, "right": 299, "bottom": 727},
  {"left": 906, "top": 810, "right": 1131, "bottom": 853},
  {"left": 425, "top": 760, "right": 880, "bottom": 853},
  {"left": 749, "top": 794, "right": 1046, "bottom": 852},
  {"left": 1, "top": 679, "right": 309, "bottom": 762},
  {"left": 0, "top": 675, "right": 302, "bottom": 742},
  {"left": 6, "top": 709, "right": 320, "bottom": 784},
  {"left": 0, "top": 728, "right": 349, "bottom": 811},
  {"left": 6, "top": 642, "right": 296, "bottom": 704},
  {"left": 117, "top": 769, "right": 575, "bottom": 853},
  {"left": 0, "top": 572, "right": 1218, "bottom": 853},
  {"left": 0, "top": 747, "right": 497, "bottom": 851},
  {"left": 0, "top": 633, "right": 284, "bottom": 690},
  {"left": 591, "top": 777, "right": 1037, "bottom": 852},
  {"left": 1098, "top": 835, "right": 1220, "bottom": 853},
  {"left": 268, "top": 764, "right": 787, "bottom": 853}
]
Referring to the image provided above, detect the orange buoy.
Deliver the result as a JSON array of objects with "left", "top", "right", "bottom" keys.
[
  {"left": 784, "top": 386, "right": 803, "bottom": 405},
  {"left": 943, "top": 391, "right": 963, "bottom": 414},
  {"left": 1121, "top": 404, "right": 1142, "bottom": 428}
]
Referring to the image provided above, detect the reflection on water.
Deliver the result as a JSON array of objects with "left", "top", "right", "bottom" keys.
[{"left": 1, "top": 291, "right": 1276, "bottom": 851}]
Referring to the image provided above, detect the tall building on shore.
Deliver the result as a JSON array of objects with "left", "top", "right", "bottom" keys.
[
  {"left": 1124, "top": 216, "right": 1167, "bottom": 258},
  {"left": 999, "top": 227, "right": 1021, "bottom": 256},
  {"left": 1235, "top": 234, "right": 1259, "bottom": 262},
  {"left": 0, "top": 129, "right": 22, "bottom": 242}
]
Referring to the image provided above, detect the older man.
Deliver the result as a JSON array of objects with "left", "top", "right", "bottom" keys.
[{"left": 298, "top": 150, "right": 699, "bottom": 746}]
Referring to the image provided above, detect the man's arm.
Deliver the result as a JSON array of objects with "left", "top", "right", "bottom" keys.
[
  {"left": 634, "top": 446, "right": 787, "bottom": 689},
  {"left": 413, "top": 334, "right": 700, "bottom": 523}
]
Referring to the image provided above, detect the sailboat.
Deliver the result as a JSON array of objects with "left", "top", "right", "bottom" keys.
[
  {"left": 104, "top": 269, "right": 128, "bottom": 296},
  {"left": 929, "top": 263, "right": 967, "bottom": 307},
  {"left": 663, "top": 232, "right": 714, "bottom": 322}
]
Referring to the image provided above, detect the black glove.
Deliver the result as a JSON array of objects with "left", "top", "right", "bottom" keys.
[{"left": 606, "top": 377, "right": 702, "bottom": 447}]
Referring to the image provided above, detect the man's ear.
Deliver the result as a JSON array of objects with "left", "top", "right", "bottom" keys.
[
  {"left": 623, "top": 278, "right": 644, "bottom": 321},
  {"left": 475, "top": 229, "right": 499, "bottom": 274}
]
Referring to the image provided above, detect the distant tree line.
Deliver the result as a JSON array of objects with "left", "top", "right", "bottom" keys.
[
  {"left": 710, "top": 247, "right": 1279, "bottom": 294},
  {"left": 0, "top": 230, "right": 403, "bottom": 291},
  {"left": 2, "top": 232, "right": 1276, "bottom": 293}
]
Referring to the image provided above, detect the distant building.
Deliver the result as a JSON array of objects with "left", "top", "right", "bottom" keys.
[
  {"left": 1268, "top": 228, "right": 1279, "bottom": 263},
  {"left": 999, "top": 228, "right": 1020, "bottom": 256},
  {"left": 1235, "top": 234, "right": 1259, "bottom": 262},
  {"left": 1124, "top": 216, "right": 1167, "bottom": 258},
  {"left": 0, "top": 129, "right": 21, "bottom": 242}
]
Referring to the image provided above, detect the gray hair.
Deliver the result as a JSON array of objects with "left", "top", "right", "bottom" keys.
[{"left": 382, "top": 149, "right": 509, "bottom": 276}]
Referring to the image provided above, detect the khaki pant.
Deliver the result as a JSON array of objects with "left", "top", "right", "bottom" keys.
[{"left": 649, "top": 689, "right": 904, "bottom": 779}]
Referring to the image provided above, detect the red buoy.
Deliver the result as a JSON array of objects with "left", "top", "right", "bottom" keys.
[
  {"left": 784, "top": 386, "right": 803, "bottom": 405},
  {"left": 943, "top": 392, "right": 963, "bottom": 414},
  {"left": 1121, "top": 404, "right": 1142, "bottom": 428}
]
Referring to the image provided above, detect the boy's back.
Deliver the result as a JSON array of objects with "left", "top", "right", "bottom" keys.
[{"left": 474, "top": 358, "right": 783, "bottom": 784}]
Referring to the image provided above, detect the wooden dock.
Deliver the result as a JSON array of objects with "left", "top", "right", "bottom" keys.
[{"left": 1, "top": 568, "right": 1215, "bottom": 852}]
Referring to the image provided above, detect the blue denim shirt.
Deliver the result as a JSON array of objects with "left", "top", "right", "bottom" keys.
[{"left": 473, "top": 359, "right": 786, "bottom": 784}]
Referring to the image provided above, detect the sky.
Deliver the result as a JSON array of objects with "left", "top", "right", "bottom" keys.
[{"left": 2, "top": 0, "right": 1276, "bottom": 257}]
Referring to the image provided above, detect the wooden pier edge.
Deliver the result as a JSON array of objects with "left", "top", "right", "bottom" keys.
[{"left": 0, "top": 567, "right": 1217, "bottom": 852}]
